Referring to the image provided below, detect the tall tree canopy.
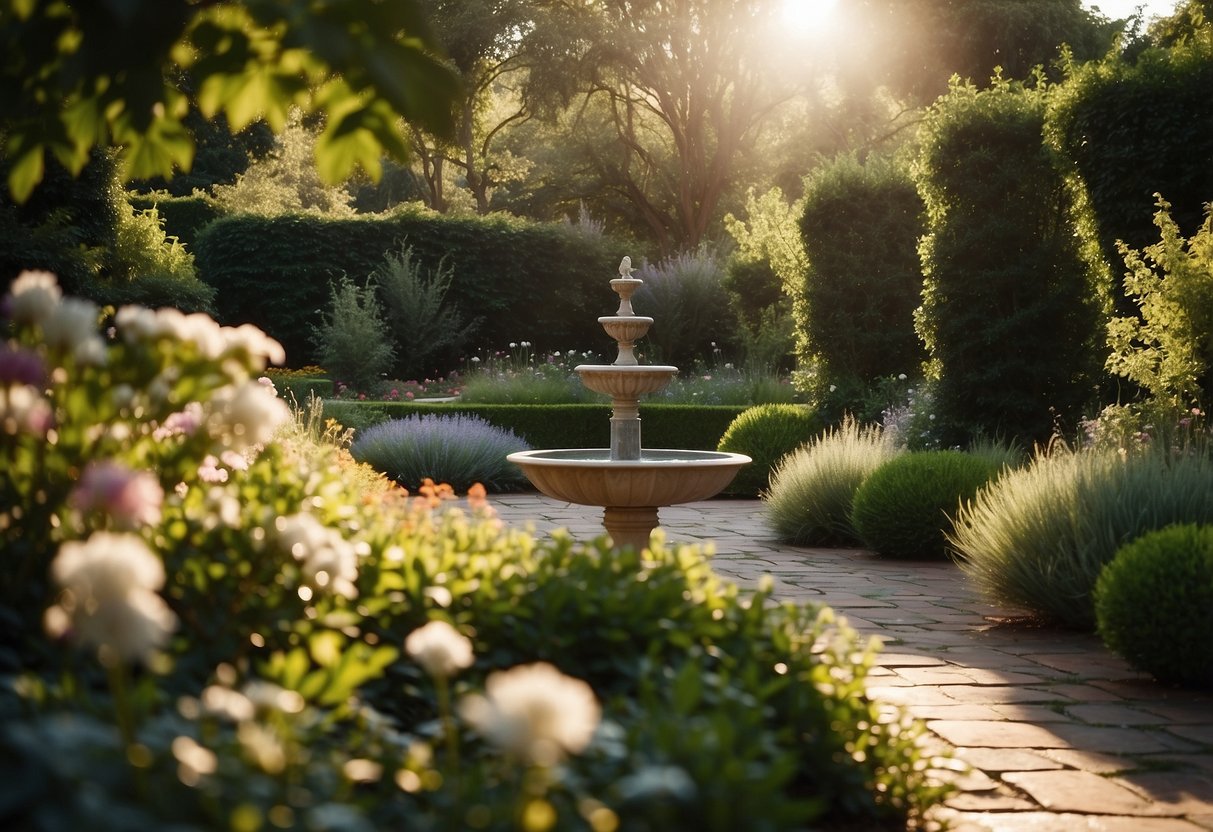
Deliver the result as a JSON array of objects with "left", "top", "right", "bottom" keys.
[
  {"left": 0, "top": 0, "right": 462, "bottom": 202},
  {"left": 564, "top": 0, "right": 819, "bottom": 252}
]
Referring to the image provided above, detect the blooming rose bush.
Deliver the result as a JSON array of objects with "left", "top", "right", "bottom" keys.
[{"left": 0, "top": 273, "right": 953, "bottom": 830}]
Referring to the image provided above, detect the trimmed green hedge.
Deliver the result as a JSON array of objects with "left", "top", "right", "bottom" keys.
[
  {"left": 194, "top": 207, "right": 634, "bottom": 367},
  {"left": 322, "top": 402, "right": 746, "bottom": 451}
]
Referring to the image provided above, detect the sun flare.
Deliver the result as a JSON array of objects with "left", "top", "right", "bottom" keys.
[{"left": 780, "top": 0, "right": 840, "bottom": 36}]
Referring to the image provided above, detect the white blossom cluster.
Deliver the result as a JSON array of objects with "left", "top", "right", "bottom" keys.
[{"left": 275, "top": 513, "right": 360, "bottom": 600}]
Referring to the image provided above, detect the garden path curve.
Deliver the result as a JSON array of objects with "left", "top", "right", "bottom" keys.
[{"left": 489, "top": 494, "right": 1213, "bottom": 832}]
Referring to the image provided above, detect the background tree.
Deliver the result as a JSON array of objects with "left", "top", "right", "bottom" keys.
[{"left": 560, "top": 0, "right": 823, "bottom": 253}]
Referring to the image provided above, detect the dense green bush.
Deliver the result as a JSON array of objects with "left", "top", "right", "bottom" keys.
[
  {"left": 2, "top": 151, "right": 213, "bottom": 312},
  {"left": 194, "top": 207, "right": 631, "bottom": 367},
  {"left": 326, "top": 402, "right": 746, "bottom": 452},
  {"left": 850, "top": 451, "right": 1004, "bottom": 560},
  {"left": 350, "top": 414, "right": 532, "bottom": 491},
  {"left": 951, "top": 448, "right": 1213, "bottom": 629},
  {"left": 764, "top": 418, "right": 900, "bottom": 546},
  {"left": 1047, "top": 30, "right": 1213, "bottom": 316},
  {"left": 373, "top": 243, "right": 480, "bottom": 380},
  {"left": 311, "top": 276, "right": 396, "bottom": 390},
  {"left": 1094, "top": 523, "right": 1213, "bottom": 690},
  {"left": 1107, "top": 200, "right": 1213, "bottom": 406},
  {"left": 717, "top": 404, "right": 822, "bottom": 497},
  {"left": 915, "top": 78, "right": 1108, "bottom": 448},
  {"left": 633, "top": 248, "right": 735, "bottom": 365},
  {"left": 127, "top": 192, "right": 224, "bottom": 249},
  {"left": 797, "top": 154, "right": 926, "bottom": 403}
]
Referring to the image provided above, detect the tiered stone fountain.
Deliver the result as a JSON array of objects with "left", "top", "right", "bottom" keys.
[{"left": 508, "top": 258, "right": 750, "bottom": 550}]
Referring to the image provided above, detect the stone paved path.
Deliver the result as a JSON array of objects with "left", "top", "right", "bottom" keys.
[{"left": 489, "top": 494, "right": 1213, "bottom": 832}]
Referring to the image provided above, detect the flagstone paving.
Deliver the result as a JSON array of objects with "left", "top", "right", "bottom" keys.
[{"left": 489, "top": 494, "right": 1213, "bottom": 832}]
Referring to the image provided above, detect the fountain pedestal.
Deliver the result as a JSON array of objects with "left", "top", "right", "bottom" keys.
[{"left": 508, "top": 259, "right": 750, "bottom": 550}]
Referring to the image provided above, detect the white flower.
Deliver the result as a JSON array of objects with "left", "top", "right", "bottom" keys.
[
  {"left": 0, "top": 384, "right": 52, "bottom": 436},
  {"left": 898, "top": 373, "right": 907, "bottom": 381},
  {"left": 405, "top": 620, "right": 474, "bottom": 678},
  {"left": 222, "top": 324, "right": 286, "bottom": 369},
  {"left": 201, "top": 685, "right": 256, "bottom": 722},
  {"left": 69, "top": 461, "right": 164, "bottom": 528},
  {"left": 7, "top": 270, "right": 62, "bottom": 325},
  {"left": 207, "top": 380, "right": 290, "bottom": 451},
  {"left": 275, "top": 513, "right": 359, "bottom": 599},
  {"left": 459, "top": 662, "right": 600, "bottom": 764},
  {"left": 44, "top": 532, "right": 177, "bottom": 664},
  {"left": 41, "top": 297, "right": 102, "bottom": 358}
]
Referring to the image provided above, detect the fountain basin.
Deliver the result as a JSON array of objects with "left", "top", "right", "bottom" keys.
[
  {"left": 576, "top": 364, "right": 678, "bottom": 398},
  {"left": 507, "top": 448, "right": 751, "bottom": 550}
]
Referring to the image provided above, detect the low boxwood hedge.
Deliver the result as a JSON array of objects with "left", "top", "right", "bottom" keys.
[{"left": 323, "top": 401, "right": 746, "bottom": 452}]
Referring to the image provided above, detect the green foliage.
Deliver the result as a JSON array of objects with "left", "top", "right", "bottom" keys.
[
  {"left": 310, "top": 277, "right": 396, "bottom": 391},
  {"left": 0, "top": 276, "right": 953, "bottom": 830},
  {"left": 373, "top": 244, "right": 480, "bottom": 380},
  {"left": 1107, "top": 199, "right": 1213, "bottom": 406},
  {"left": 634, "top": 249, "right": 735, "bottom": 365},
  {"left": 209, "top": 113, "right": 356, "bottom": 217},
  {"left": 0, "top": 151, "right": 119, "bottom": 293},
  {"left": 764, "top": 418, "right": 901, "bottom": 546},
  {"left": 193, "top": 208, "right": 628, "bottom": 367},
  {"left": 850, "top": 451, "right": 1004, "bottom": 560},
  {"left": 1047, "top": 28, "right": 1213, "bottom": 315},
  {"left": 797, "top": 154, "right": 926, "bottom": 400},
  {"left": 915, "top": 78, "right": 1108, "bottom": 447},
  {"left": 127, "top": 192, "right": 225, "bottom": 250},
  {"left": 951, "top": 448, "right": 1213, "bottom": 629},
  {"left": 717, "top": 405, "right": 822, "bottom": 497},
  {"left": 350, "top": 414, "right": 531, "bottom": 492},
  {"left": 0, "top": 0, "right": 460, "bottom": 201},
  {"left": 1094, "top": 523, "right": 1213, "bottom": 690},
  {"left": 328, "top": 402, "right": 747, "bottom": 452},
  {"left": 2, "top": 152, "right": 214, "bottom": 312}
]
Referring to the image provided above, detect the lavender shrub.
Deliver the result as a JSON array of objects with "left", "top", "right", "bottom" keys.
[{"left": 350, "top": 414, "right": 531, "bottom": 492}]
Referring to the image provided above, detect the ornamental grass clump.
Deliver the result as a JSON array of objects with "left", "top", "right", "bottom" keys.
[
  {"left": 850, "top": 450, "right": 1005, "bottom": 560},
  {"left": 717, "top": 404, "right": 821, "bottom": 496},
  {"left": 763, "top": 417, "right": 900, "bottom": 546},
  {"left": 951, "top": 448, "right": 1213, "bottom": 629},
  {"left": 1094, "top": 524, "right": 1213, "bottom": 690},
  {"left": 350, "top": 413, "right": 531, "bottom": 491}
]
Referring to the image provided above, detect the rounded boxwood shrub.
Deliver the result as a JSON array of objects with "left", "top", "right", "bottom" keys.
[
  {"left": 850, "top": 450, "right": 1003, "bottom": 560},
  {"left": 717, "top": 404, "right": 821, "bottom": 497},
  {"left": 764, "top": 417, "right": 899, "bottom": 546},
  {"left": 1094, "top": 524, "right": 1213, "bottom": 690},
  {"left": 350, "top": 413, "right": 531, "bottom": 492}
]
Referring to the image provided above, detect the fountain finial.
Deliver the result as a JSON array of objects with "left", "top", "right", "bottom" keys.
[{"left": 618, "top": 255, "right": 634, "bottom": 277}]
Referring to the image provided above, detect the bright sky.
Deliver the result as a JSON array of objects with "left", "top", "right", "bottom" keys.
[{"left": 1082, "top": 0, "right": 1182, "bottom": 21}]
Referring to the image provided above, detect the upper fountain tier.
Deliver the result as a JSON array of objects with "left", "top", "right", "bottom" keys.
[{"left": 575, "top": 261, "right": 676, "bottom": 395}]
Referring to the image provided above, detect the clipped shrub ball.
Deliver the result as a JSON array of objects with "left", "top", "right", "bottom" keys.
[
  {"left": 717, "top": 404, "right": 821, "bottom": 496},
  {"left": 851, "top": 451, "right": 1003, "bottom": 560},
  {"left": 764, "top": 417, "right": 898, "bottom": 546},
  {"left": 1094, "top": 524, "right": 1213, "bottom": 690},
  {"left": 350, "top": 414, "right": 531, "bottom": 492}
]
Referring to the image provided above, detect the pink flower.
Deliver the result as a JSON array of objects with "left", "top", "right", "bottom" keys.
[
  {"left": 198, "top": 456, "right": 229, "bottom": 483},
  {"left": 406, "top": 391, "right": 415, "bottom": 400},
  {"left": 70, "top": 462, "right": 164, "bottom": 529}
]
